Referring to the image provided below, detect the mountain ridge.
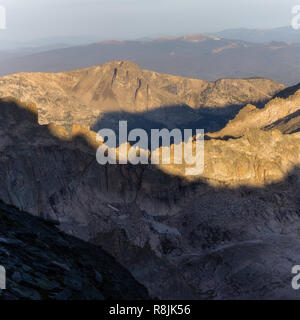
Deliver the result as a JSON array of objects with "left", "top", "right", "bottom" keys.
[
  {"left": 208, "top": 83, "right": 300, "bottom": 138},
  {"left": 1, "top": 34, "right": 300, "bottom": 85},
  {"left": 210, "top": 27, "right": 300, "bottom": 43},
  {"left": 0, "top": 61, "right": 285, "bottom": 133}
]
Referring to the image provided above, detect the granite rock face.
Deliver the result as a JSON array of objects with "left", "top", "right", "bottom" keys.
[{"left": 0, "top": 200, "right": 149, "bottom": 300}]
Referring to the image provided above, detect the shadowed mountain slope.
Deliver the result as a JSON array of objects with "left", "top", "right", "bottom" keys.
[
  {"left": 1, "top": 98, "right": 300, "bottom": 299},
  {"left": 0, "top": 200, "right": 149, "bottom": 300}
]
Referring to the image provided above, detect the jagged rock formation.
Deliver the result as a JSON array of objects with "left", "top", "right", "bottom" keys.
[
  {"left": 208, "top": 85, "right": 300, "bottom": 138},
  {"left": 262, "top": 83, "right": 300, "bottom": 134},
  {"left": 274, "top": 82, "right": 300, "bottom": 99},
  {"left": 264, "top": 110, "right": 300, "bottom": 134},
  {"left": 0, "top": 200, "right": 149, "bottom": 300},
  {"left": 1, "top": 96, "right": 300, "bottom": 299},
  {"left": 0, "top": 61, "right": 284, "bottom": 133}
]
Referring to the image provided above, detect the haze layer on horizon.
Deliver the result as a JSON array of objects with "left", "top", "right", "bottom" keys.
[{"left": 0, "top": 0, "right": 299, "bottom": 43}]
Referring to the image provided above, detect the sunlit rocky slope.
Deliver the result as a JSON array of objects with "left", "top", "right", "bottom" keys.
[
  {"left": 208, "top": 82, "right": 300, "bottom": 138},
  {"left": 0, "top": 61, "right": 285, "bottom": 133}
]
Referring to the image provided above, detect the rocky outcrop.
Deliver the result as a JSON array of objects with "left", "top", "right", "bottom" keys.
[
  {"left": 163, "top": 129, "right": 300, "bottom": 187},
  {"left": 0, "top": 200, "right": 149, "bottom": 300},
  {"left": 208, "top": 87, "right": 300, "bottom": 138}
]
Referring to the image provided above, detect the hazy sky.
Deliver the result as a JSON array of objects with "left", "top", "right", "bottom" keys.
[{"left": 1, "top": 0, "right": 300, "bottom": 42}]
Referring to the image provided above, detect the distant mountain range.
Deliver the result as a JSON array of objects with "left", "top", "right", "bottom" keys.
[
  {"left": 210, "top": 26, "right": 300, "bottom": 43},
  {"left": 1, "top": 33, "right": 300, "bottom": 85}
]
